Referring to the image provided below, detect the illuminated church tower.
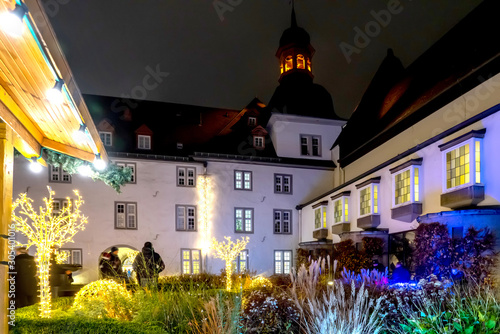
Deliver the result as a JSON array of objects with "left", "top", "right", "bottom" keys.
[{"left": 267, "top": 6, "right": 345, "bottom": 160}]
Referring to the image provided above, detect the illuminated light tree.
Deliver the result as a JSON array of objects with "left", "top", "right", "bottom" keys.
[
  {"left": 11, "top": 187, "right": 88, "bottom": 318},
  {"left": 211, "top": 236, "right": 249, "bottom": 291}
]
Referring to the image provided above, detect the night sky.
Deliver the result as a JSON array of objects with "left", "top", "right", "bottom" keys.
[{"left": 42, "top": 0, "right": 482, "bottom": 119}]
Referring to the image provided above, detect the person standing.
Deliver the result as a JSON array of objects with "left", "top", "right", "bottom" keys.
[
  {"left": 14, "top": 247, "right": 37, "bottom": 308},
  {"left": 133, "top": 242, "right": 165, "bottom": 287}
]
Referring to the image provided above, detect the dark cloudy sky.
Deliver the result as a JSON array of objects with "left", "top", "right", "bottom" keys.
[{"left": 42, "top": 0, "right": 482, "bottom": 119}]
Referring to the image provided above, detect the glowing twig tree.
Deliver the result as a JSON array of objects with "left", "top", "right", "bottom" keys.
[
  {"left": 211, "top": 236, "right": 249, "bottom": 291},
  {"left": 11, "top": 187, "right": 88, "bottom": 318}
]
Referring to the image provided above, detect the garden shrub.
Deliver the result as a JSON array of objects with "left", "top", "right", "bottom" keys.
[
  {"left": 333, "top": 240, "right": 371, "bottom": 275},
  {"left": 72, "top": 279, "right": 134, "bottom": 320},
  {"left": 379, "top": 275, "right": 453, "bottom": 330},
  {"left": 158, "top": 273, "right": 224, "bottom": 291},
  {"left": 414, "top": 222, "right": 496, "bottom": 281},
  {"left": 267, "top": 274, "right": 292, "bottom": 288},
  {"left": 393, "top": 279, "right": 500, "bottom": 334},
  {"left": 247, "top": 276, "right": 273, "bottom": 290},
  {"left": 241, "top": 286, "right": 299, "bottom": 333},
  {"left": 10, "top": 317, "right": 165, "bottom": 334},
  {"left": 450, "top": 226, "right": 496, "bottom": 283}
]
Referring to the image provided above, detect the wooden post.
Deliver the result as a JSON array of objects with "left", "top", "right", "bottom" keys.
[{"left": 0, "top": 122, "right": 14, "bottom": 332}]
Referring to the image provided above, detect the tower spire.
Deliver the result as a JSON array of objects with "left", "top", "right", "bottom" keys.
[{"left": 291, "top": 1, "right": 297, "bottom": 28}]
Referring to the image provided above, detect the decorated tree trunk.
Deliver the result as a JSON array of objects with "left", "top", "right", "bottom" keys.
[{"left": 11, "top": 187, "right": 88, "bottom": 318}]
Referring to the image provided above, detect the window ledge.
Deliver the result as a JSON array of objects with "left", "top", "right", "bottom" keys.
[
  {"left": 357, "top": 215, "right": 381, "bottom": 230},
  {"left": 391, "top": 203, "right": 422, "bottom": 222},
  {"left": 441, "top": 185, "right": 484, "bottom": 209},
  {"left": 331, "top": 222, "right": 350, "bottom": 235},
  {"left": 313, "top": 228, "right": 329, "bottom": 240}
]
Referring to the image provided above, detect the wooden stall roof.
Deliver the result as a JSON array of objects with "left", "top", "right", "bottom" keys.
[{"left": 0, "top": 0, "right": 107, "bottom": 163}]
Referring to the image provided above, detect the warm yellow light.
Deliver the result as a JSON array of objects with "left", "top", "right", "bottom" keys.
[
  {"left": 198, "top": 175, "right": 213, "bottom": 252},
  {"left": 248, "top": 276, "right": 272, "bottom": 289},
  {"left": 12, "top": 187, "right": 88, "bottom": 318},
  {"left": 211, "top": 236, "right": 249, "bottom": 291}
]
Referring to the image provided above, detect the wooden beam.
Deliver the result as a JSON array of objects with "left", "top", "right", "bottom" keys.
[
  {"left": 0, "top": 122, "right": 13, "bottom": 333},
  {"left": 0, "top": 85, "right": 43, "bottom": 149},
  {"left": 41, "top": 137, "right": 95, "bottom": 162}
]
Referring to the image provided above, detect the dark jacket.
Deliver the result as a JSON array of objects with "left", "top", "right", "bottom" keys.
[
  {"left": 133, "top": 246, "right": 165, "bottom": 279},
  {"left": 14, "top": 253, "right": 37, "bottom": 297}
]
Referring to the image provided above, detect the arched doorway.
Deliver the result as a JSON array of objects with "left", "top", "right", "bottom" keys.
[{"left": 98, "top": 245, "right": 138, "bottom": 279}]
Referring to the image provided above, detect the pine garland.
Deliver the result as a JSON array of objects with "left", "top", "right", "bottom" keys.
[{"left": 44, "top": 149, "right": 132, "bottom": 193}]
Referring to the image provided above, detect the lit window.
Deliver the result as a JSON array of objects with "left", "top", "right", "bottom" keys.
[
  {"left": 49, "top": 165, "right": 71, "bottom": 183},
  {"left": 176, "top": 205, "right": 196, "bottom": 231},
  {"left": 332, "top": 193, "right": 350, "bottom": 224},
  {"left": 297, "top": 54, "right": 305, "bottom": 69},
  {"left": 390, "top": 159, "right": 422, "bottom": 207},
  {"left": 116, "top": 162, "right": 136, "bottom": 184},
  {"left": 275, "top": 174, "right": 292, "bottom": 194},
  {"left": 233, "top": 250, "right": 249, "bottom": 273},
  {"left": 235, "top": 170, "right": 252, "bottom": 190},
  {"left": 357, "top": 179, "right": 380, "bottom": 217},
  {"left": 115, "top": 202, "right": 137, "bottom": 229},
  {"left": 137, "top": 135, "right": 151, "bottom": 150},
  {"left": 99, "top": 131, "right": 112, "bottom": 146},
  {"left": 274, "top": 250, "right": 292, "bottom": 274},
  {"left": 313, "top": 202, "right": 328, "bottom": 229},
  {"left": 300, "top": 135, "right": 321, "bottom": 156},
  {"left": 439, "top": 130, "right": 484, "bottom": 192},
  {"left": 307, "top": 58, "right": 312, "bottom": 71},
  {"left": 235, "top": 208, "right": 253, "bottom": 233},
  {"left": 181, "top": 249, "right": 201, "bottom": 274},
  {"left": 253, "top": 136, "right": 264, "bottom": 148},
  {"left": 177, "top": 167, "right": 196, "bottom": 187},
  {"left": 274, "top": 209, "right": 292, "bottom": 234},
  {"left": 285, "top": 55, "right": 293, "bottom": 72},
  {"left": 59, "top": 248, "right": 82, "bottom": 265}
]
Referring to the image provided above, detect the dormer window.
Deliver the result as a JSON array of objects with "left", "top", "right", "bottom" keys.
[
  {"left": 248, "top": 117, "right": 256, "bottom": 126},
  {"left": 300, "top": 135, "right": 321, "bottom": 157},
  {"left": 285, "top": 55, "right": 293, "bottom": 72},
  {"left": 297, "top": 54, "right": 305, "bottom": 69},
  {"left": 253, "top": 136, "right": 264, "bottom": 149},
  {"left": 138, "top": 135, "right": 151, "bottom": 150},
  {"left": 99, "top": 131, "right": 112, "bottom": 147}
]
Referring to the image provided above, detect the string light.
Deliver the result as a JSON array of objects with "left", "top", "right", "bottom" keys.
[
  {"left": 29, "top": 156, "right": 42, "bottom": 173},
  {"left": 0, "top": 4, "right": 27, "bottom": 37},
  {"left": 73, "top": 124, "right": 88, "bottom": 143},
  {"left": 46, "top": 80, "right": 65, "bottom": 104},
  {"left": 211, "top": 236, "right": 249, "bottom": 291},
  {"left": 197, "top": 174, "right": 213, "bottom": 252},
  {"left": 93, "top": 153, "right": 106, "bottom": 170},
  {"left": 77, "top": 163, "right": 92, "bottom": 177},
  {"left": 11, "top": 187, "right": 88, "bottom": 318}
]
